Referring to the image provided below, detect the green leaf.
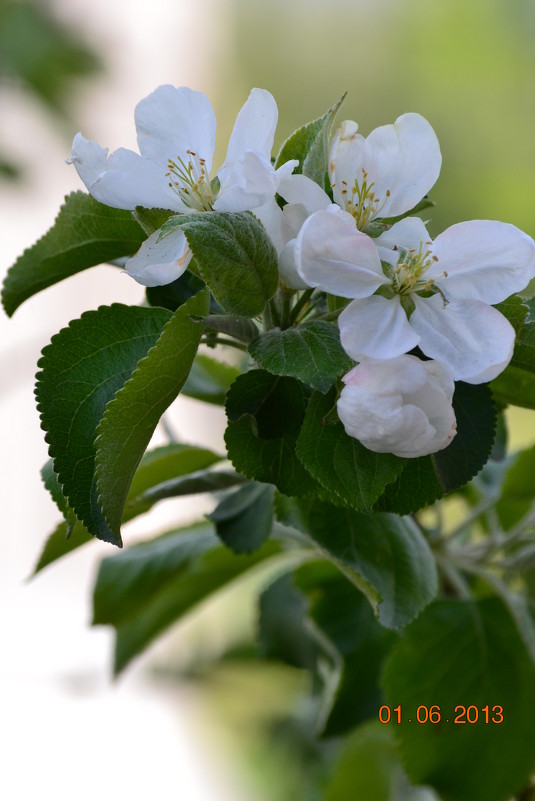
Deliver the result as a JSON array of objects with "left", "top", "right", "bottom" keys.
[
  {"left": 491, "top": 365, "right": 535, "bottom": 409},
  {"left": 35, "top": 304, "right": 171, "bottom": 546},
  {"left": 326, "top": 722, "right": 437, "bottom": 801},
  {"left": 160, "top": 212, "right": 279, "bottom": 316},
  {"left": 382, "top": 598, "right": 535, "bottom": 801},
  {"left": 32, "top": 520, "right": 93, "bottom": 576},
  {"left": 224, "top": 370, "right": 318, "bottom": 496},
  {"left": 208, "top": 482, "right": 274, "bottom": 553},
  {"left": 132, "top": 206, "right": 174, "bottom": 235},
  {"left": 95, "top": 289, "right": 209, "bottom": 542},
  {"left": 496, "top": 445, "right": 535, "bottom": 530},
  {"left": 92, "top": 522, "right": 282, "bottom": 673},
  {"left": 296, "top": 388, "right": 405, "bottom": 512},
  {"left": 248, "top": 321, "right": 352, "bottom": 393},
  {"left": 145, "top": 269, "right": 210, "bottom": 313},
  {"left": 138, "top": 468, "right": 247, "bottom": 506},
  {"left": 275, "top": 495, "right": 438, "bottom": 629},
  {"left": 494, "top": 294, "right": 529, "bottom": 333},
  {"left": 196, "top": 314, "right": 259, "bottom": 342},
  {"left": 40, "top": 458, "right": 77, "bottom": 536},
  {"left": 2, "top": 192, "right": 146, "bottom": 316},
  {"left": 491, "top": 298, "right": 535, "bottom": 408},
  {"left": 275, "top": 94, "right": 345, "bottom": 187},
  {"left": 377, "top": 382, "right": 497, "bottom": 514},
  {"left": 182, "top": 353, "right": 242, "bottom": 405}
]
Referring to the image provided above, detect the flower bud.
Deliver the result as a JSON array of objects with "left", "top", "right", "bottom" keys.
[{"left": 337, "top": 355, "right": 457, "bottom": 458}]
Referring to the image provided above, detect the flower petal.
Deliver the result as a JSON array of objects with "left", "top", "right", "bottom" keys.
[
  {"left": 277, "top": 172, "right": 331, "bottom": 212},
  {"left": 339, "top": 295, "right": 420, "bottom": 361},
  {"left": 224, "top": 88, "right": 278, "bottom": 163},
  {"left": 135, "top": 85, "right": 216, "bottom": 172},
  {"left": 331, "top": 114, "right": 441, "bottom": 220},
  {"left": 428, "top": 220, "right": 535, "bottom": 304},
  {"left": 374, "top": 216, "right": 432, "bottom": 264},
  {"left": 411, "top": 295, "right": 515, "bottom": 383},
  {"left": 125, "top": 228, "right": 191, "bottom": 287},
  {"left": 295, "top": 209, "right": 385, "bottom": 297},
  {"left": 213, "top": 150, "right": 278, "bottom": 212}
]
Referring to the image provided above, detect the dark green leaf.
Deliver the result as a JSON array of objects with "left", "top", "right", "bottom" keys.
[
  {"left": 224, "top": 370, "right": 318, "bottom": 496},
  {"left": 382, "top": 598, "right": 535, "bottom": 801},
  {"left": 494, "top": 294, "right": 529, "bottom": 333},
  {"left": 35, "top": 304, "right": 171, "bottom": 546},
  {"left": 296, "top": 389, "right": 404, "bottom": 512},
  {"left": 377, "top": 382, "right": 497, "bottom": 514},
  {"left": 208, "top": 482, "right": 274, "bottom": 553},
  {"left": 496, "top": 445, "right": 535, "bottom": 530},
  {"left": 275, "top": 495, "right": 438, "bottom": 629},
  {"left": 40, "top": 458, "right": 77, "bottom": 536},
  {"left": 2, "top": 192, "right": 146, "bottom": 316},
  {"left": 145, "top": 268, "right": 211, "bottom": 312},
  {"left": 248, "top": 321, "right": 352, "bottom": 393},
  {"left": 139, "top": 468, "right": 247, "bottom": 505},
  {"left": 491, "top": 298, "right": 535, "bottom": 408},
  {"left": 95, "top": 289, "right": 209, "bottom": 542},
  {"left": 132, "top": 206, "right": 174, "bottom": 235},
  {"left": 491, "top": 365, "right": 535, "bottom": 409},
  {"left": 92, "top": 522, "right": 282, "bottom": 673},
  {"left": 160, "top": 212, "right": 279, "bottom": 316},
  {"left": 196, "top": 314, "right": 260, "bottom": 342},
  {"left": 276, "top": 95, "right": 345, "bottom": 187},
  {"left": 182, "top": 353, "right": 242, "bottom": 405}
]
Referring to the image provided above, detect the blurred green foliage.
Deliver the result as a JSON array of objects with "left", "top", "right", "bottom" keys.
[{"left": 0, "top": 0, "right": 101, "bottom": 180}]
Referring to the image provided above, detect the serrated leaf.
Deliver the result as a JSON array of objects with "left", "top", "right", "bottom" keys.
[
  {"left": 494, "top": 294, "right": 529, "bottom": 333},
  {"left": 40, "top": 458, "right": 77, "bottom": 535},
  {"left": 160, "top": 212, "right": 279, "bottom": 316},
  {"left": 382, "top": 598, "right": 535, "bottom": 801},
  {"left": 248, "top": 321, "right": 352, "bottom": 393},
  {"left": 491, "top": 298, "right": 535, "bottom": 408},
  {"left": 92, "top": 521, "right": 282, "bottom": 673},
  {"left": 296, "top": 389, "right": 404, "bottom": 512},
  {"left": 208, "top": 482, "right": 274, "bottom": 553},
  {"left": 35, "top": 304, "right": 171, "bottom": 546},
  {"left": 377, "top": 382, "right": 497, "bottom": 514},
  {"left": 32, "top": 520, "right": 93, "bottom": 576},
  {"left": 275, "top": 495, "right": 438, "bottom": 629},
  {"left": 95, "top": 289, "right": 209, "bottom": 542},
  {"left": 275, "top": 95, "right": 345, "bottom": 187},
  {"left": 2, "top": 192, "right": 146, "bottom": 316},
  {"left": 182, "top": 353, "right": 242, "bottom": 405},
  {"left": 224, "top": 370, "right": 319, "bottom": 496}
]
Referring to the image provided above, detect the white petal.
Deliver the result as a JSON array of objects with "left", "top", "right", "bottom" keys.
[
  {"left": 279, "top": 240, "right": 309, "bottom": 289},
  {"left": 125, "top": 228, "right": 191, "bottom": 287},
  {"left": 224, "top": 88, "right": 278, "bottom": 163},
  {"left": 411, "top": 295, "right": 515, "bottom": 383},
  {"left": 277, "top": 172, "right": 331, "bottom": 212},
  {"left": 99, "top": 147, "right": 187, "bottom": 211},
  {"left": 214, "top": 151, "right": 278, "bottom": 212},
  {"left": 295, "top": 210, "right": 385, "bottom": 297},
  {"left": 67, "top": 133, "right": 108, "bottom": 189},
  {"left": 331, "top": 114, "right": 441, "bottom": 220},
  {"left": 374, "top": 216, "right": 432, "bottom": 265},
  {"left": 135, "top": 85, "right": 216, "bottom": 172},
  {"left": 253, "top": 198, "right": 285, "bottom": 253},
  {"left": 429, "top": 220, "right": 535, "bottom": 304},
  {"left": 338, "top": 295, "right": 420, "bottom": 361}
]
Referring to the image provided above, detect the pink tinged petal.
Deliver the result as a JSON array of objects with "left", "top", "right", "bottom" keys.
[
  {"left": 125, "top": 228, "right": 191, "bottom": 287},
  {"left": 295, "top": 210, "right": 385, "bottom": 297},
  {"left": 224, "top": 88, "right": 278, "bottom": 164},
  {"left": 338, "top": 295, "right": 420, "bottom": 361},
  {"left": 277, "top": 172, "right": 331, "bottom": 212},
  {"left": 213, "top": 151, "right": 278, "bottom": 212},
  {"left": 411, "top": 295, "right": 515, "bottom": 383},
  {"left": 428, "top": 220, "right": 535, "bottom": 304},
  {"left": 135, "top": 85, "right": 216, "bottom": 172}
]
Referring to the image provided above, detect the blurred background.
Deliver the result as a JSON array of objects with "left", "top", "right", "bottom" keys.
[{"left": 2, "top": 0, "right": 535, "bottom": 798}]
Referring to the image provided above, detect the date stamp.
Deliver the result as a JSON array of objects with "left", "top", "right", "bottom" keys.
[{"left": 379, "top": 705, "right": 504, "bottom": 725}]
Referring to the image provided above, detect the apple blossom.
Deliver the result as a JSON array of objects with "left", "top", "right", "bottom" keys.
[
  {"left": 337, "top": 355, "right": 457, "bottom": 458},
  {"left": 68, "top": 85, "right": 296, "bottom": 286},
  {"left": 296, "top": 213, "right": 535, "bottom": 383}
]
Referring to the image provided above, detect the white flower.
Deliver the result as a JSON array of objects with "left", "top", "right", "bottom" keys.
[
  {"left": 329, "top": 113, "right": 442, "bottom": 230},
  {"left": 68, "top": 85, "right": 296, "bottom": 286},
  {"left": 337, "top": 355, "right": 457, "bottom": 458},
  {"left": 296, "top": 213, "right": 535, "bottom": 384}
]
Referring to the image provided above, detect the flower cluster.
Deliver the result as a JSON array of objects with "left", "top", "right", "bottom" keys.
[{"left": 68, "top": 86, "right": 535, "bottom": 458}]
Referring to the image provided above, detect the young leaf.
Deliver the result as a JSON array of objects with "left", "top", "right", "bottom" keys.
[
  {"left": 35, "top": 304, "right": 171, "bottom": 546},
  {"left": 382, "top": 598, "right": 535, "bottom": 801},
  {"left": 248, "top": 321, "right": 352, "bottom": 393},
  {"left": 296, "top": 389, "right": 405, "bottom": 512},
  {"left": 275, "top": 94, "right": 345, "bottom": 187},
  {"left": 377, "top": 382, "right": 497, "bottom": 514},
  {"left": 95, "top": 289, "right": 209, "bottom": 542},
  {"left": 160, "top": 212, "right": 279, "bottom": 316},
  {"left": 208, "top": 482, "right": 274, "bottom": 553},
  {"left": 2, "top": 192, "right": 146, "bottom": 316},
  {"left": 92, "top": 522, "right": 282, "bottom": 674},
  {"left": 275, "top": 495, "right": 438, "bottom": 629}
]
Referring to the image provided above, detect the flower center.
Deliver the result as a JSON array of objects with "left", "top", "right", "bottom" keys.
[
  {"left": 166, "top": 150, "right": 215, "bottom": 211},
  {"left": 391, "top": 242, "right": 438, "bottom": 295},
  {"left": 337, "top": 168, "right": 390, "bottom": 230}
]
